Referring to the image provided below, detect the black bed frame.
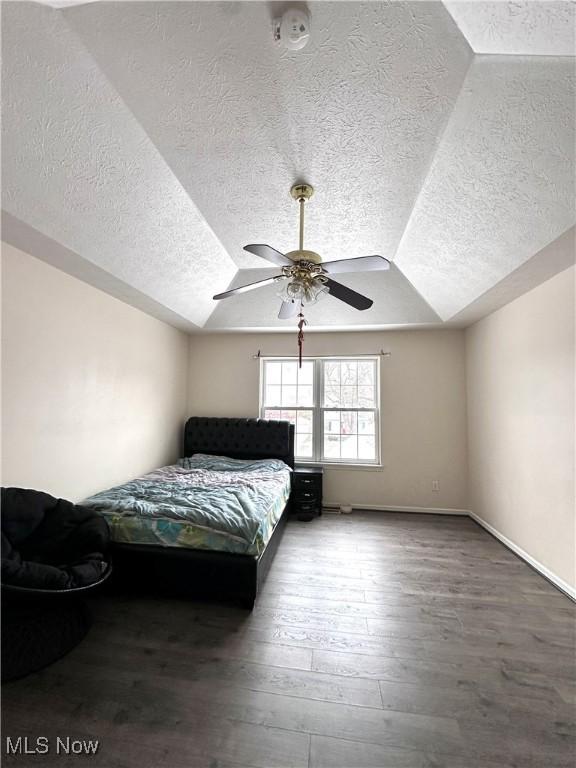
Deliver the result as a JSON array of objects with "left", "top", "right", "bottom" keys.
[{"left": 110, "top": 417, "right": 295, "bottom": 609}]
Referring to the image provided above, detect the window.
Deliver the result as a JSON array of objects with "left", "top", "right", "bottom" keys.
[{"left": 260, "top": 357, "right": 380, "bottom": 465}]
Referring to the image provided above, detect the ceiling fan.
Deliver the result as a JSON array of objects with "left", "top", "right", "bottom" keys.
[{"left": 213, "top": 184, "right": 391, "bottom": 320}]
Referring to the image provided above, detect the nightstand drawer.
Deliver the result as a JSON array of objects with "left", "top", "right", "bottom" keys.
[
  {"left": 293, "top": 475, "right": 321, "bottom": 490},
  {"left": 293, "top": 489, "right": 320, "bottom": 503},
  {"left": 296, "top": 501, "right": 318, "bottom": 513}
]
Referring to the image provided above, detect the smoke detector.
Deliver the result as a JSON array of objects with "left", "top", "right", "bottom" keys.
[{"left": 273, "top": 8, "right": 311, "bottom": 51}]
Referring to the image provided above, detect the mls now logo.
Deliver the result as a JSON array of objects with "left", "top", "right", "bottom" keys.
[
  {"left": 6, "top": 736, "right": 99, "bottom": 755},
  {"left": 55, "top": 737, "right": 99, "bottom": 755}
]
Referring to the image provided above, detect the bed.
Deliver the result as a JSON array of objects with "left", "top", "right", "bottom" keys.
[{"left": 84, "top": 417, "right": 294, "bottom": 608}]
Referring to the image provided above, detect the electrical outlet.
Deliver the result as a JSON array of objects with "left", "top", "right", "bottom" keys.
[{"left": 432, "top": 480, "right": 440, "bottom": 492}]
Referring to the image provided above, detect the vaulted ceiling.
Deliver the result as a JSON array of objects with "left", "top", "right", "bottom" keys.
[{"left": 2, "top": 1, "right": 575, "bottom": 332}]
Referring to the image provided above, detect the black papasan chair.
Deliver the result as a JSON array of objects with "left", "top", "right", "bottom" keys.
[{"left": 1, "top": 487, "right": 112, "bottom": 682}]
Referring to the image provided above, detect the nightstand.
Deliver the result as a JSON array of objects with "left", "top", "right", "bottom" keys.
[{"left": 291, "top": 465, "right": 323, "bottom": 521}]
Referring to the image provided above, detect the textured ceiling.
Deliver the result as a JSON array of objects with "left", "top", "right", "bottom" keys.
[
  {"left": 444, "top": 1, "right": 576, "bottom": 56},
  {"left": 65, "top": 1, "right": 471, "bottom": 270},
  {"left": 450, "top": 226, "right": 576, "bottom": 326},
  {"left": 2, "top": 1, "right": 236, "bottom": 327},
  {"left": 394, "top": 55, "right": 575, "bottom": 319},
  {"left": 2, "top": 1, "right": 575, "bottom": 332}
]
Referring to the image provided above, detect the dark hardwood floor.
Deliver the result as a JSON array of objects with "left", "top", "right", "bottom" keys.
[{"left": 3, "top": 512, "right": 575, "bottom": 768}]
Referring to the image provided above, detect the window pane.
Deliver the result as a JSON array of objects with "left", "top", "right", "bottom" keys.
[
  {"left": 358, "top": 412, "right": 375, "bottom": 434},
  {"left": 358, "top": 435, "right": 376, "bottom": 461},
  {"left": 321, "top": 409, "right": 377, "bottom": 462},
  {"left": 325, "top": 412, "right": 340, "bottom": 434},
  {"left": 265, "top": 409, "right": 297, "bottom": 425},
  {"left": 324, "top": 434, "right": 340, "bottom": 459},
  {"left": 322, "top": 360, "right": 377, "bottom": 409},
  {"left": 358, "top": 386, "right": 375, "bottom": 407},
  {"left": 324, "top": 382, "right": 340, "bottom": 407},
  {"left": 340, "top": 386, "right": 357, "bottom": 407},
  {"left": 341, "top": 411, "right": 357, "bottom": 435},
  {"left": 296, "top": 433, "right": 313, "bottom": 458},
  {"left": 358, "top": 361, "right": 374, "bottom": 386},
  {"left": 341, "top": 361, "right": 357, "bottom": 386},
  {"left": 266, "top": 362, "right": 282, "bottom": 385},
  {"left": 282, "top": 361, "right": 297, "bottom": 385},
  {"left": 297, "top": 385, "right": 313, "bottom": 407},
  {"left": 324, "top": 361, "right": 341, "bottom": 387},
  {"left": 281, "top": 386, "right": 297, "bottom": 407},
  {"left": 341, "top": 435, "right": 358, "bottom": 459},
  {"left": 265, "top": 385, "right": 281, "bottom": 406},
  {"left": 296, "top": 410, "right": 313, "bottom": 433},
  {"left": 294, "top": 409, "right": 314, "bottom": 459},
  {"left": 296, "top": 362, "right": 314, "bottom": 405},
  {"left": 297, "top": 361, "right": 314, "bottom": 386},
  {"left": 323, "top": 362, "right": 341, "bottom": 406}
]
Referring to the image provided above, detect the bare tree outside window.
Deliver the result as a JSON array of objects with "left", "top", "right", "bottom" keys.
[{"left": 261, "top": 357, "right": 379, "bottom": 465}]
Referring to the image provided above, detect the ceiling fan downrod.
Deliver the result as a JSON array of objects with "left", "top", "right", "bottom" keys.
[{"left": 290, "top": 183, "right": 314, "bottom": 256}]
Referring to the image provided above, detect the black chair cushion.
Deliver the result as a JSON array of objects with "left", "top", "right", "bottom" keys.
[{"left": 1, "top": 487, "right": 110, "bottom": 590}]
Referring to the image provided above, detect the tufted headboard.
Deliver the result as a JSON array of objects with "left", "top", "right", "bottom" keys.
[{"left": 183, "top": 417, "right": 295, "bottom": 469}]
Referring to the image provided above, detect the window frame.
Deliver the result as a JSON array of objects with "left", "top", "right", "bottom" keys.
[{"left": 259, "top": 355, "right": 381, "bottom": 467}]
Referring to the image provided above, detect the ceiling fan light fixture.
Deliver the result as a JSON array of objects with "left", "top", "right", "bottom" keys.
[
  {"left": 277, "top": 280, "right": 299, "bottom": 301},
  {"left": 277, "top": 279, "right": 305, "bottom": 302},
  {"left": 304, "top": 282, "right": 329, "bottom": 304},
  {"left": 277, "top": 276, "right": 328, "bottom": 305}
]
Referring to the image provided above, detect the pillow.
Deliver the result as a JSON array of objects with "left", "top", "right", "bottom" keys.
[{"left": 178, "top": 454, "right": 290, "bottom": 473}]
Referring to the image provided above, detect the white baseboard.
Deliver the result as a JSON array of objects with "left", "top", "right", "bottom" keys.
[
  {"left": 469, "top": 512, "right": 576, "bottom": 601},
  {"left": 320, "top": 503, "right": 575, "bottom": 601},
  {"left": 323, "top": 503, "right": 469, "bottom": 516}
]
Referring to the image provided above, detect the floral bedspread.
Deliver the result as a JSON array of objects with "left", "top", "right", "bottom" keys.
[{"left": 83, "top": 454, "right": 291, "bottom": 555}]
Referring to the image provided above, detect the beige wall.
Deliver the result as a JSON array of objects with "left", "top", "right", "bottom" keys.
[
  {"left": 188, "top": 330, "right": 468, "bottom": 511},
  {"left": 466, "top": 266, "right": 575, "bottom": 590},
  {"left": 4, "top": 239, "right": 572, "bottom": 590},
  {"left": 1, "top": 243, "right": 189, "bottom": 502}
]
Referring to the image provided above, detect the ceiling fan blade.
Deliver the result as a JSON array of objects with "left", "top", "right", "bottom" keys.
[
  {"left": 321, "top": 255, "right": 390, "bottom": 274},
  {"left": 213, "top": 276, "right": 281, "bottom": 301},
  {"left": 243, "top": 244, "right": 293, "bottom": 267},
  {"left": 324, "top": 277, "right": 373, "bottom": 310},
  {"left": 278, "top": 300, "right": 300, "bottom": 319}
]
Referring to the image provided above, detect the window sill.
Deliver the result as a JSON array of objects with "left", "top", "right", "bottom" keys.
[{"left": 296, "top": 461, "right": 383, "bottom": 472}]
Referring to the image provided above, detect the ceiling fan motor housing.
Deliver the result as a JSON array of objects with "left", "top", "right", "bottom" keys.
[{"left": 286, "top": 249, "right": 322, "bottom": 265}]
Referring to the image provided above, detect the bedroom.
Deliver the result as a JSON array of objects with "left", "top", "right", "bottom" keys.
[{"left": 1, "top": 1, "right": 575, "bottom": 767}]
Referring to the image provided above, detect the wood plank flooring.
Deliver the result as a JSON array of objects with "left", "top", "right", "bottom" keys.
[{"left": 2, "top": 512, "right": 575, "bottom": 768}]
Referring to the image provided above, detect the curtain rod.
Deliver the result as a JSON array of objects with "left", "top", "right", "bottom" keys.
[{"left": 252, "top": 350, "right": 391, "bottom": 359}]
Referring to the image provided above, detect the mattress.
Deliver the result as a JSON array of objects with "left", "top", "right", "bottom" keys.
[{"left": 83, "top": 454, "right": 292, "bottom": 556}]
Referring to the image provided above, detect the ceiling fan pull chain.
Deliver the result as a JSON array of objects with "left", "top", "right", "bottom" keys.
[{"left": 297, "top": 308, "right": 307, "bottom": 368}]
